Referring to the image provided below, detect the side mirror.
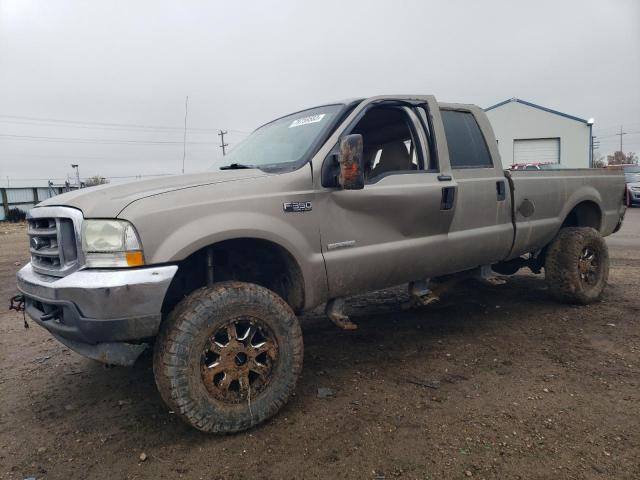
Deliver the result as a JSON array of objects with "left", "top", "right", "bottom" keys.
[{"left": 338, "top": 134, "right": 364, "bottom": 190}]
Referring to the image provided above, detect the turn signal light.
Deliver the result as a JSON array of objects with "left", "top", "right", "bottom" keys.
[{"left": 125, "top": 251, "right": 144, "bottom": 266}]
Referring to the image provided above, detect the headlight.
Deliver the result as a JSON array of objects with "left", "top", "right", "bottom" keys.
[
  {"left": 631, "top": 186, "right": 640, "bottom": 192},
  {"left": 82, "top": 220, "right": 145, "bottom": 268}
]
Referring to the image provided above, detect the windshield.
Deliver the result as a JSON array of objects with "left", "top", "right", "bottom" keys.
[{"left": 214, "top": 104, "right": 343, "bottom": 171}]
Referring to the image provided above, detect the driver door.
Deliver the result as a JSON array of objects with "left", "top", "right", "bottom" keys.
[{"left": 316, "top": 97, "right": 456, "bottom": 298}]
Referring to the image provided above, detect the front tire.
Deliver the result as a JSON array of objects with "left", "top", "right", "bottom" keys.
[
  {"left": 153, "top": 281, "right": 303, "bottom": 433},
  {"left": 544, "top": 227, "right": 609, "bottom": 304}
]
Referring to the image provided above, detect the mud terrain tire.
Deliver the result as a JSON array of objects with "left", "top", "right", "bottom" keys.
[
  {"left": 153, "top": 281, "right": 303, "bottom": 433},
  {"left": 545, "top": 227, "right": 609, "bottom": 304}
]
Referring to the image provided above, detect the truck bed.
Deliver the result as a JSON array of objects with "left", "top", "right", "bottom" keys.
[{"left": 506, "top": 168, "right": 625, "bottom": 259}]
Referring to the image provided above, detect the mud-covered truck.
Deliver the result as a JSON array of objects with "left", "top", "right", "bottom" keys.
[{"left": 15, "top": 95, "right": 625, "bottom": 433}]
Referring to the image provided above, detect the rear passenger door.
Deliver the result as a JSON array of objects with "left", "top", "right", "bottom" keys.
[{"left": 437, "top": 106, "right": 514, "bottom": 271}]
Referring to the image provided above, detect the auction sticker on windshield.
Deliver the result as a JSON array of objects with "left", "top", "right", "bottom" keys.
[{"left": 289, "top": 114, "right": 325, "bottom": 128}]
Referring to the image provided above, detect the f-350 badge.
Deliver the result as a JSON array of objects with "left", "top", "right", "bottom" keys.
[{"left": 283, "top": 202, "right": 312, "bottom": 212}]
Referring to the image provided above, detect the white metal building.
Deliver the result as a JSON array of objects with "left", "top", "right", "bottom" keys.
[{"left": 484, "top": 98, "right": 593, "bottom": 169}]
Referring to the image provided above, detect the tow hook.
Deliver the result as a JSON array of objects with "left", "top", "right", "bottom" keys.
[
  {"left": 9, "top": 294, "right": 28, "bottom": 329},
  {"left": 9, "top": 294, "right": 24, "bottom": 312},
  {"left": 40, "top": 308, "right": 61, "bottom": 321}
]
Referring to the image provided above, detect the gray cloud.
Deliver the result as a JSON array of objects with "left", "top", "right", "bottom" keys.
[{"left": 1, "top": 0, "right": 639, "bottom": 186}]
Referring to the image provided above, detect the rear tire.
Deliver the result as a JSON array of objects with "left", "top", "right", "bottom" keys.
[
  {"left": 153, "top": 281, "right": 303, "bottom": 433},
  {"left": 544, "top": 227, "right": 609, "bottom": 304}
]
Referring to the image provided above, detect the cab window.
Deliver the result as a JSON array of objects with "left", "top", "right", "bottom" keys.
[
  {"left": 440, "top": 110, "right": 493, "bottom": 169},
  {"left": 348, "top": 106, "right": 424, "bottom": 181}
]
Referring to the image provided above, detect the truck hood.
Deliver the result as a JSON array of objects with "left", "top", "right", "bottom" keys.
[{"left": 37, "top": 170, "right": 268, "bottom": 218}]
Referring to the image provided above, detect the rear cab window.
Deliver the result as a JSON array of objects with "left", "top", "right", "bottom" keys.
[{"left": 440, "top": 110, "right": 493, "bottom": 169}]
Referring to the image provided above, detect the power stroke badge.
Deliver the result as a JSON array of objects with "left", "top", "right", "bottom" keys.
[{"left": 283, "top": 202, "right": 312, "bottom": 213}]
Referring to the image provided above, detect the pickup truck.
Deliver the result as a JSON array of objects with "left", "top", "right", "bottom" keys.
[
  {"left": 16, "top": 95, "right": 626, "bottom": 433},
  {"left": 624, "top": 164, "right": 640, "bottom": 206}
]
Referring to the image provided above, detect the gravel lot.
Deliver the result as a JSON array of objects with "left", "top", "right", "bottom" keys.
[{"left": 1, "top": 210, "right": 639, "bottom": 480}]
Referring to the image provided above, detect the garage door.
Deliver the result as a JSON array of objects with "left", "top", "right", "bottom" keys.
[{"left": 513, "top": 138, "right": 560, "bottom": 164}]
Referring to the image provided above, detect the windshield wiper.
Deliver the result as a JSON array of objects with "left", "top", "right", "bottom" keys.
[{"left": 220, "top": 163, "right": 255, "bottom": 170}]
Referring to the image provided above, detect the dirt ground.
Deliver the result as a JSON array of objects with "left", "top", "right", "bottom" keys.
[{"left": 1, "top": 211, "right": 639, "bottom": 480}]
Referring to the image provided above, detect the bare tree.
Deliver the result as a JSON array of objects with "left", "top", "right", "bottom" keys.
[
  {"left": 592, "top": 153, "right": 606, "bottom": 168},
  {"left": 607, "top": 151, "right": 638, "bottom": 166},
  {"left": 84, "top": 175, "right": 109, "bottom": 187}
]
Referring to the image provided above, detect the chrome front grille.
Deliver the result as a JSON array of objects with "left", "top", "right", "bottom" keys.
[
  {"left": 27, "top": 207, "right": 84, "bottom": 277},
  {"left": 29, "top": 217, "right": 62, "bottom": 269}
]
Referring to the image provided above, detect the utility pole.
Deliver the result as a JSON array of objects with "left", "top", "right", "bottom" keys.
[
  {"left": 218, "top": 130, "right": 228, "bottom": 156},
  {"left": 71, "top": 164, "right": 80, "bottom": 188},
  {"left": 182, "top": 96, "right": 189, "bottom": 174},
  {"left": 591, "top": 136, "right": 600, "bottom": 156},
  {"left": 617, "top": 126, "right": 627, "bottom": 153}
]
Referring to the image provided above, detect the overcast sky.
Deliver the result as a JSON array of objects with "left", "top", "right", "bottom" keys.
[{"left": 1, "top": 0, "right": 639, "bottom": 187}]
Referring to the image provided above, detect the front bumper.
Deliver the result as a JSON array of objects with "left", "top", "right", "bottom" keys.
[{"left": 16, "top": 263, "right": 177, "bottom": 361}]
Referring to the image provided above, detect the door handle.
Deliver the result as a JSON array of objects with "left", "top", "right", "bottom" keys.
[
  {"left": 437, "top": 174, "right": 452, "bottom": 182},
  {"left": 440, "top": 186, "right": 456, "bottom": 210},
  {"left": 496, "top": 181, "right": 506, "bottom": 201}
]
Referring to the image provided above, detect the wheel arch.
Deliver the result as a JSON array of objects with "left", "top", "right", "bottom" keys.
[
  {"left": 161, "top": 236, "right": 307, "bottom": 315},
  {"left": 561, "top": 199, "right": 603, "bottom": 232}
]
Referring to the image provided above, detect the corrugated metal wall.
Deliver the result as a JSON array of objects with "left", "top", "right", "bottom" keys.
[
  {"left": 6, "top": 188, "right": 34, "bottom": 203},
  {"left": 16, "top": 202, "right": 36, "bottom": 211},
  {"left": 37, "top": 188, "right": 54, "bottom": 200},
  {"left": 1, "top": 187, "right": 67, "bottom": 221}
]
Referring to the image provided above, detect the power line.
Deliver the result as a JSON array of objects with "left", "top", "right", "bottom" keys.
[
  {"left": 593, "top": 121, "right": 640, "bottom": 132},
  {"left": 0, "top": 113, "right": 251, "bottom": 134},
  {"left": 1, "top": 153, "right": 122, "bottom": 160},
  {"left": 596, "top": 137, "right": 640, "bottom": 144},
  {"left": 0, "top": 134, "right": 220, "bottom": 145},
  {"left": 3, "top": 156, "right": 220, "bottom": 163},
  {"left": 5, "top": 173, "right": 176, "bottom": 181},
  {"left": 0, "top": 114, "right": 210, "bottom": 132},
  {"left": 594, "top": 131, "right": 640, "bottom": 139},
  {"left": 0, "top": 119, "right": 231, "bottom": 134}
]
